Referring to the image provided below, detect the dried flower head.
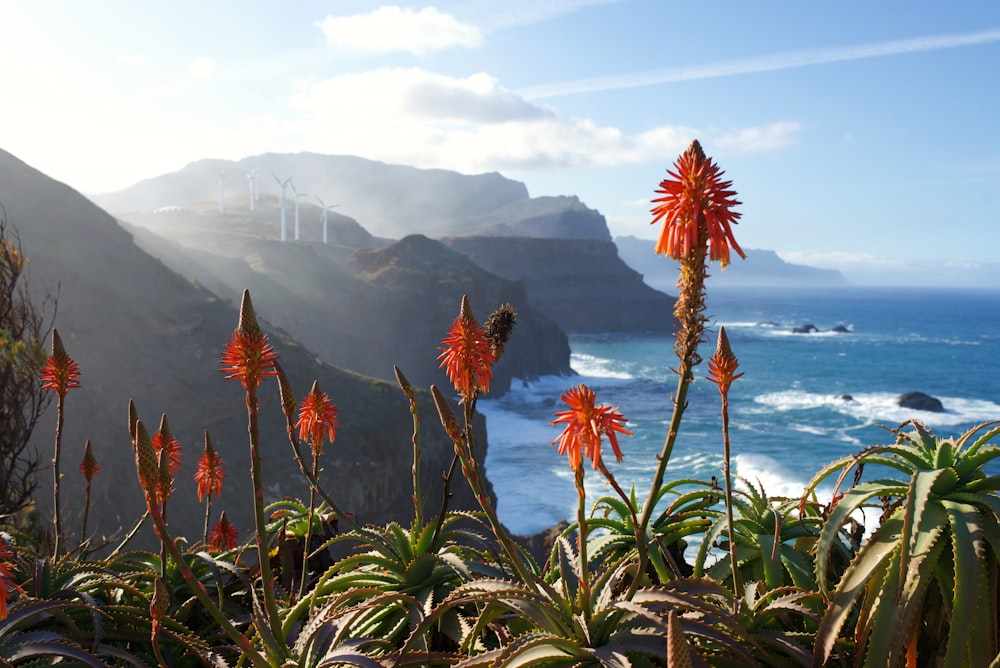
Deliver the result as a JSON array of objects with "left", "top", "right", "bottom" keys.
[
  {"left": 296, "top": 380, "right": 339, "bottom": 459},
  {"left": 273, "top": 361, "right": 296, "bottom": 424},
  {"left": 484, "top": 303, "right": 517, "bottom": 360},
  {"left": 195, "top": 431, "right": 225, "bottom": 502},
  {"left": 39, "top": 329, "right": 81, "bottom": 399},
  {"left": 128, "top": 400, "right": 139, "bottom": 447},
  {"left": 551, "top": 384, "right": 632, "bottom": 471},
  {"left": 150, "top": 577, "right": 169, "bottom": 635},
  {"left": 152, "top": 414, "right": 182, "bottom": 477},
  {"left": 438, "top": 295, "right": 495, "bottom": 399},
  {"left": 79, "top": 439, "right": 100, "bottom": 482},
  {"left": 394, "top": 365, "right": 414, "bottom": 402},
  {"left": 156, "top": 447, "right": 174, "bottom": 505},
  {"left": 707, "top": 326, "right": 744, "bottom": 394},
  {"left": 134, "top": 420, "right": 159, "bottom": 504},
  {"left": 651, "top": 139, "right": 744, "bottom": 268},
  {"left": 209, "top": 511, "right": 238, "bottom": 552},
  {"left": 220, "top": 291, "right": 278, "bottom": 392},
  {"left": 431, "top": 385, "right": 463, "bottom": 444}
]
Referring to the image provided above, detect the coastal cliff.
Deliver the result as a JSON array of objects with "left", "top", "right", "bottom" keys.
[{"left": 444, "top": 236, "right": 676, "bottom": 334}]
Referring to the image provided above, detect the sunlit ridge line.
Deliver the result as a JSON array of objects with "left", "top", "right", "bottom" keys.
[{"left": 519, "top": 27, "right": 1000, "bottom": 99}]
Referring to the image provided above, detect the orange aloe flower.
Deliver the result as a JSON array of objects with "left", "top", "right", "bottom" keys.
[
  {"left": 195, "top": 431, "right": 225, "bottom": 502},
  {"left": 296, "top": 380, "right": 339, "bottom": 458},
  {"left": 151, "top": 414, "right": 182, "bottom": 477},
  {"left": 438, "top": 295, "right": 495, "bottom": 399},
  {"left": 39, "top": 329, "right": 81, "bottom": 399},
  {"left": 79, "top": 439, "right": 100, "bottom": 482},
  {"left": 0, "top": 538, "right": 23, "bottom": 620},
  {"left": 707, "top": 326, "right": 743, "bottom": 394},
  {"left": 209, "top": 512, "right": 238, "bottom": 552},
  {"left": 551, "top": 384, "right": 632, "bottom": 470},
  {"left": 220, "top": 291, "right": 278, "bottom": 392},
  {"left": 651, "top": 139, "right": 744, "bottom": 268}
]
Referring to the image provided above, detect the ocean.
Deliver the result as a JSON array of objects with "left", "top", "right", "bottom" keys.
[{"left": 482, "top": 286, "right": 1000, "bottom": 536}]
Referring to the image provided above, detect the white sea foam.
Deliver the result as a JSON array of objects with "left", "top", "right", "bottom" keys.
[
  {"left": 570, "top": 352, "right": 635, "bottom": 379},
  {"left": 754, "top": 390, "right": 1000, "bottom": 429}
]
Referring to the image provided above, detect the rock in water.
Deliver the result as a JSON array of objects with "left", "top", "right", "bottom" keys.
[{"left": 898, "top": 391, "right": 945, "bottom": 413}]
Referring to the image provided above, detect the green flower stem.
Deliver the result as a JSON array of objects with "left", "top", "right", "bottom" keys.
[
  {"left": 408, "top": 393, "right": 424, "bottom": 532},
  {"left": 145, "top": 494, "right": 272, "bottom": 668},
  {"left": 575, "top": 466, "right": 591, "bottom": 616},
  {"left": 299, "top": 454, "right": 320, "bottom": 600},
  {"left": 245, "top": 387, "right": 283, "bottom": 647},
  {"left": 202, "top": 497, "right": 212, "bottom": 546},
  {"left": 51, "top": 395, "right": 64, "bottom": 559},
  {"left": 598, "top": 460, "right": 647, "bottom": 598},
  {"left": 80, "top": 479, "right": 92, "bottom": 557},
  {"left": 281, "top": 417, "right": 357, "bottom": 532},
  {"left": 720, "top": 391, "right": 742, "bottom": 609}
]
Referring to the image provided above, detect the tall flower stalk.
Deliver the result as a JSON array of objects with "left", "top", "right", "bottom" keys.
[
  {"left": 39, "top": 328, "right": 81, "bottom": 558},
  {"left": 219, "top": 290, "right": 283, "bottom": 645},
  {"left": 707, "top": 326, "right": 744, "bottom": 607},
  {"left": 550, "top": 384, "right": 632, "bottom": 611},
  {"left": 431, "top": 297, "right": 529, "bottom": 582},
  {"left": 195, "top": 431, "right": 225, "bottom": 545},
  {"left": 78, "top": 439, "right": 99, "bottom": 554},
  {"left": 294, "top": 380, "right": 338, "bottom": 597},
  {"left": 640, "top": 140, "right": 744, "bottom": 538}
]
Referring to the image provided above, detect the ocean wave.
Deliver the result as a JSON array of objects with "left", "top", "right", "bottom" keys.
[
  {"left": 752, "top": 390, "right": 1000, "bottom": 428},
  {"left": 570, "top": 352, "right": 635, "bottom": 379}
]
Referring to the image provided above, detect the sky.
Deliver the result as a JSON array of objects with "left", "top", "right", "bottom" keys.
[{"left": 1, "top": 1, "right": 999, "bottom": 285}]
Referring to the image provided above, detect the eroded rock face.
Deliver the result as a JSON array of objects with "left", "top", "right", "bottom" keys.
[
  {"left": 443, "top": 237, "right": 675, "bottom": 334},
  {"left": 898, "top": 391, "right": 945, "bottom": 413}
]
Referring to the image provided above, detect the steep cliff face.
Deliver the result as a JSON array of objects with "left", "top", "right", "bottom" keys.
[
  {"left": 346, "top": 234, "right": 572, "bottom": 392},
  {"left": 0, "top": 148, "right": 487, "bottom": 548},
  {"left": 467, "top": 196, "right": 611, "bottom": 240},
  {"left": 443, "top": 237, "right": 676, "bottom": 334}
]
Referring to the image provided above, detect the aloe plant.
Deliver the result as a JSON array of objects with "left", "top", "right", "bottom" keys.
[
  {"left": 693, "top": 478, "right": 856, "bottom": 595},
  {"left": 807, "top": 420, "right": 1000, "bottom": 666}
]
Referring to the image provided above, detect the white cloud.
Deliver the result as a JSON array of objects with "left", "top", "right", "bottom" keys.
[
  {"left": 777, "top": 251, "right": 905, "bottom": 270},
  {"left": 317, "top": 6, "right": 482, "bottom": 54},
  {"left": 189, "top": 57, "right": 217, "bottom": 79},
  {"left": 520, "top": 27, "right": 1000, "bottom": 99},
  {"left": 285, "top": 67, "right": 792, "bottom": 174},
  {"left": 714, "top": 122, "right": 801, "bottom": 153}
]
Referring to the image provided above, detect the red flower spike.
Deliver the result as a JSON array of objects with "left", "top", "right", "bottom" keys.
[
  {"left": 220, "top": 292, "right": 279, "bottom": 392},
  {"left": 194, "top": 431, "right": 225, "bottom": 502},
  {"left": 707, "top": 326, "right": 744, "bottom": 394},
  {"left": 209, "top": 511, "right": 238, "bottom": 551},
  {"left": 438, "top": 295, "right": 496, "bottom": 399},
  {"left": 79, "top": 439, "right": 100, "bottom": 482},
  {"left": 551, "top": 384, "right": 632, "bottom": 470},
  {"left": 39, "top": 329, "right": 81, "bottom": 400},
  {"left": 296, "top": 380, "right": 339, "bottom": 458},
  {"left": 651, "top": 139, "right": 745, "bottom": 268},
  {"left": 152, "top": 414, "right": 182, "bottom": 477},
  {"left": 0, "top": 538, "right": 23, "bottom": 620}
]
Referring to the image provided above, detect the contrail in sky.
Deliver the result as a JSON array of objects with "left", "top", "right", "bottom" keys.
[{"left": 519, "top": 27, "right": 1000, "bottom": 99}]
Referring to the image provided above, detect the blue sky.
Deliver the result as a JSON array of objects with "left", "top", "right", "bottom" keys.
[{"left": 1, "top": 1, "right": 999, "bottom": 284}]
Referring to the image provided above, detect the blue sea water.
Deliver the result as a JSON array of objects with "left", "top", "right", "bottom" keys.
[{"left": 482, "top": 286, "right": 1000, "bottom": 536}]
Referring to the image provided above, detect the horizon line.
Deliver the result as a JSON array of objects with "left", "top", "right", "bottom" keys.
[{"left": 519, "top": 27, "right": 1000, "bottom": 99}]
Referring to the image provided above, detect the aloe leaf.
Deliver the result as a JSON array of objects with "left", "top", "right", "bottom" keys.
[
  {"left": 812, "top": 513, "right": 903, "bottom": 666},
  {"left": 897, "top": 470, "right": 946, "bottom": 598},
  {"left": 940, "top": 500, "right": 986, "bottom": 668},
  {"left": 815, "top": 481, "right": 907, "bottom": 593},
  {"left": 778, "top": 544, "right": 817, "bottom": 591}
]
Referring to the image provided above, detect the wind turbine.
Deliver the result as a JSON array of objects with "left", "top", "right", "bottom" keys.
[
  {"left": 246, "top": 168, "right": 258, "bottom": 212},
  {"left": 272, "top": 174, "right": 292, "bottom": 241},
  {"left": 291, "top": 181, "right": 309, "bottom": 241},
  {"left": 218, "top": 170, "right": 225, "bottom": 214},
  {"left": 315, "top": 195, "right": 341, "bottom": 244}
]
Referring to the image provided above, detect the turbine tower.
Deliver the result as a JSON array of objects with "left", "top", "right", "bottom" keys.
[
  {"left": 218, "top": 170, "right": 225, "bottom": 214},
  {"left": 272, "top": 173, "right": 292, "bottom": 241},
  {"left": 315, "top": 195, "right": 341, "bottom": 244},
  {"left": 246, "top": 168, "right": 258, "bottom": 212},
  {"left": 291, "top": 181, "right": 309, "bottom": 241}
]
